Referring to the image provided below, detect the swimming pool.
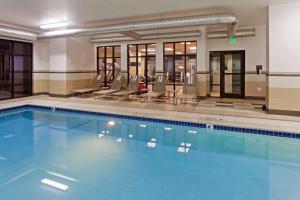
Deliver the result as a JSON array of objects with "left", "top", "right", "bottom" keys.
[{"left": 1, "top": 106, "right": 300, "bottom": 200}]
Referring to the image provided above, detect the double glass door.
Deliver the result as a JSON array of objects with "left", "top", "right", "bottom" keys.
[
  {"left": 0, "top": 39, "right": 32, "bottom": 100},
  {"left": 0, "top": 52, "right": 11, "bottom": 100},
  {"left": 210, "top": 51, "right": 245, "bottom": 98}
]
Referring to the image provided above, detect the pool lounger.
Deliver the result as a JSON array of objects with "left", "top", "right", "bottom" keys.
[
  {"left": 176, "top": 75, "right": 198, "bottom": 105},
  {"left": 141, "top": 75, "right": 166, "bottom": 101},
  {"left": 72, "top": 75, "right": 104, "bottom": 96},
  {"left": 111, "top": 75, "right": 140, "bottom": 98},
  {"left": 94, "top": 75, "right": 124, "bottom": 97}
]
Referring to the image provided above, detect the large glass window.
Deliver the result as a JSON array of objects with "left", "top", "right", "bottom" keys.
[
  {"left": 164, "top": 41, "right": 197, "bottom": 92},
  {"left": 0, "top": 39, "right": 32, "bottom": 100},
  {"left": 97, "top": 46, "right": 121, "bottom": 86},
  {"left": 127, "top": 43, "right": 156, "bottom": 89}
]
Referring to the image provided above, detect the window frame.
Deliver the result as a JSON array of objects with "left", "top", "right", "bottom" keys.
[
  {"left": 127, "top": 43, "right": 156, "bottom": 88},
  {"left": 96, "top": 45, "right": 121, "bottom": 86},
  {"left": 163, "top": 41, "right": 197, "bottom": 91}
]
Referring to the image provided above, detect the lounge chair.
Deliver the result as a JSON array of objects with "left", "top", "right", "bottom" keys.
[
  {"left": 111, "top": 75, "right": 140, "bottom": 98},
  {"left": 176, "top": 75, "right": 198, "bottom": 105},
  {"left": 141, "top": 75, "right": 166, "bottom": 102},
  {"left": 71, "top": 74, "right": 104, "bottom": 96},
  {"left": 93, "top": 74, "right": 124, "bottom": 97}
]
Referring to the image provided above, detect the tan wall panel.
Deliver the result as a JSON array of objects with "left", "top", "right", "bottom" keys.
[
  {"left": 268, "top": 87, "right": 300, "bottom": 111},
  {"left": 49, "top": 80, "right": 67, "bottom": 95},
  {"left": 33, "top": 80, "right": 49, "bottom": 94},
  {"left": 66, "top": 79, "right": 95, "bottom": 95},
  {"left": 245, "top": 81, "right": 265, "bottom": 97}
]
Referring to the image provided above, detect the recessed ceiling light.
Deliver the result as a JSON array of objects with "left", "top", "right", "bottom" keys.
[{"left": 40, "top": 21, "right": 69, "bottom": 29}]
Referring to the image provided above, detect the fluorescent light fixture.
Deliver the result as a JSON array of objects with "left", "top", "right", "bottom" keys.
[
  {"left": 164, "top": 127, "right": 172, "bottom": 131},
  {"left": 108, "top": 121, "right": 115, "bottom": 126},
  {"left": 41, "top": 179, "right": 69, "bottom": 191},
  {"left": 165, "top": 48, "right": 173, "bottom": 51},
  {"left": 46, "top": 171, "right": 78, "bottom": 182},
  {"left": 98, "top": 134, "right": 105, "bottom": 138},
  {"left": 40, "top": 22, "right": 69, "bottom": 29},
  {"left": 139, "top": 124, "right": 147, "bottom": 128},
  {"left": 181, "top": 42, "right": 191, "bottom": 45},
  {"left": 41, "top": 29, "right": 80, "bottom": 38},
  {"left": 116, "top": 138, "right": 122, "bottom": 143},
  {"left": 189, "top": 47, "right": 197, "bottom": 50},
  {"left": 178, "top": 66, "right": 184, "bottom": 69},
  {"left": 129, "top": 134, "right": 134, "bottom": 138}
]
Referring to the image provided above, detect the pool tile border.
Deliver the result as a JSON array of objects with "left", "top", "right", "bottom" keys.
[{"left": 1, "top": 104, "right": 299, "bottom": 139}]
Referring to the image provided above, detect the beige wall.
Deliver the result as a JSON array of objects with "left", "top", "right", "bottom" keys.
[
  {"left": 33, "top": 40, "right": 49, "bottom": 94},
  {"left": 32, "top": 37, "right": 96, "bottom": 96},
  {"left": 33, "top": 30, "right": 267, "bottom": 98},
  {"left": 268, "top": 3, "right": 300, "bottom": 114},
  {"left": 207, "top": 25, "right": 267, "bottom": 98}
]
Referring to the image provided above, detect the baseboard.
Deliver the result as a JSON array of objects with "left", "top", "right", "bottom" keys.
[
  {"left": 245, "top": 96, "right": 266, "bottom": 100},
  {"left": 49, "top": 94, "right": 72, "bottom": 98},
  {"left": 268, "top": 109, "right": 300, "bottom": 117},
  {"left": 33, "top": 92, "right": 49, "bottom": 96}
]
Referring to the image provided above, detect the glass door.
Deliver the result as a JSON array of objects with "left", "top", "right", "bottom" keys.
[
  {"left": 220, "top": 51, "right": 245, "bottom": 98},
  {"left": 209, "top": 52, "right": 221, "bottom": 97},
  {"left": 0, "top": 52, "right": 11, "bottom": 100}
]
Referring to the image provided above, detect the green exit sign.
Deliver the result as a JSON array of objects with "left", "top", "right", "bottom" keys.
[{"left": 229, "top": 35, "right": 236, "bottom": 45}]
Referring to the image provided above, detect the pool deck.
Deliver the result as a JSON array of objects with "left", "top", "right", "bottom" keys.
[{"left": 1, "top": 95, "right": 300, "bottom": 134}]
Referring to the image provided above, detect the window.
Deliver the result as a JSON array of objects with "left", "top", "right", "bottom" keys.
[
  {"left": 164, "top": 41, "right": 197, "bottom": 92},
  {"left": 0, "top": 39, "right": 32, "bottom": 100},
  {"left": 127, "top": 43, "right": 156, "bottom": 89},
  {"left": 97, "top": 46, "right": 121, "bottom": 86}
]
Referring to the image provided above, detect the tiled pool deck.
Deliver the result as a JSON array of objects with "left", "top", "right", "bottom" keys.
[{"left": 1, "top": 95, "right": 300, "bottom": 136}]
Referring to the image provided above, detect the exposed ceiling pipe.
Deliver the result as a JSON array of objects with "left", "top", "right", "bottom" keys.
[
  {"left": 90, "top": 31, "right": 201, "bottom": 43},
  {"left": 38, "top": 13, "right": 237, "bottom": 39},
  {"left": 207, "top": 29, "right": 255, "bottom": 39},
  {"left": 0, "top": 25, "right": 37, "bottom": 41}
]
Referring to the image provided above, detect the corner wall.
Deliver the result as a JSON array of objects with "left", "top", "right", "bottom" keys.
[
  {"left": 268, "top": 3, "right": 300, "bottom": 115},
  {"left": 33, "top": 36, "right": 95, "bottom": 96},
  {"left": 33, "top": 40, "right": 49, "bottom": 94}
]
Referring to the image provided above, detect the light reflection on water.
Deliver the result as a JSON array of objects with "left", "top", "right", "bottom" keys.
[{"left": 0, "top": 110, "right": 300, "bottom": 200}]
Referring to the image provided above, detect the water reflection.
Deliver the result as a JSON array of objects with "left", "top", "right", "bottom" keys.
[{"left": 1, "top": 110, "right": 300, "bottom": 200}]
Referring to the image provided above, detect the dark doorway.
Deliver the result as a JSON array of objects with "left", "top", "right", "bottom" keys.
[
  {"left": 0, "top": 39, "right": 32, "bottom": 100},
  {"left": 209, "top": 51, "right": 245, "bottom": 98}
]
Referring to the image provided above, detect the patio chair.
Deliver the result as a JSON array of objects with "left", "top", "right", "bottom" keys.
[
  {"left": 141, "top": 75, "right": 166, "bottom": 102},
  {"left": 71, "top": 74, "right": 104, "bottom": 96},
  {"left": 93, "top": 74, "right": 124, "bottom": 97},
  {"left": 111, "top": 75, "right": 140, "bottom": 98},
  {"left": 176, "top": 75, "right": 198, "bottom": 105}
]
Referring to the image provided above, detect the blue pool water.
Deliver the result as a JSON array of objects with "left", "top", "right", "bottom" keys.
[{"left": 1, "top": 108, "right": 300, "bottom": 200}]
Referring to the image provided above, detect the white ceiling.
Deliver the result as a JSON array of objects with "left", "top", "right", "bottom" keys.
[{"left": 0, "top": 0, "right": 300, "bottom": 29}]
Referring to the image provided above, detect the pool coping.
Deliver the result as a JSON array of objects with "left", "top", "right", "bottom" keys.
[{"left": 1, "top": 104, "right": 300, "bottom": 140}]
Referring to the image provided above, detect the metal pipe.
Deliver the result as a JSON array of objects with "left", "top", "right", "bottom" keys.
[
  {"left": 38, "top": 13, "right": 237, "bottom": 39},
  {"left": 0, "top": 25, "right": 37, "bottom": 41}
]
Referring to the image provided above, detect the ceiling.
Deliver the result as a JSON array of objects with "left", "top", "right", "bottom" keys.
[{"left": 0, "top": 0, "right": 300, "bottom": 30}]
